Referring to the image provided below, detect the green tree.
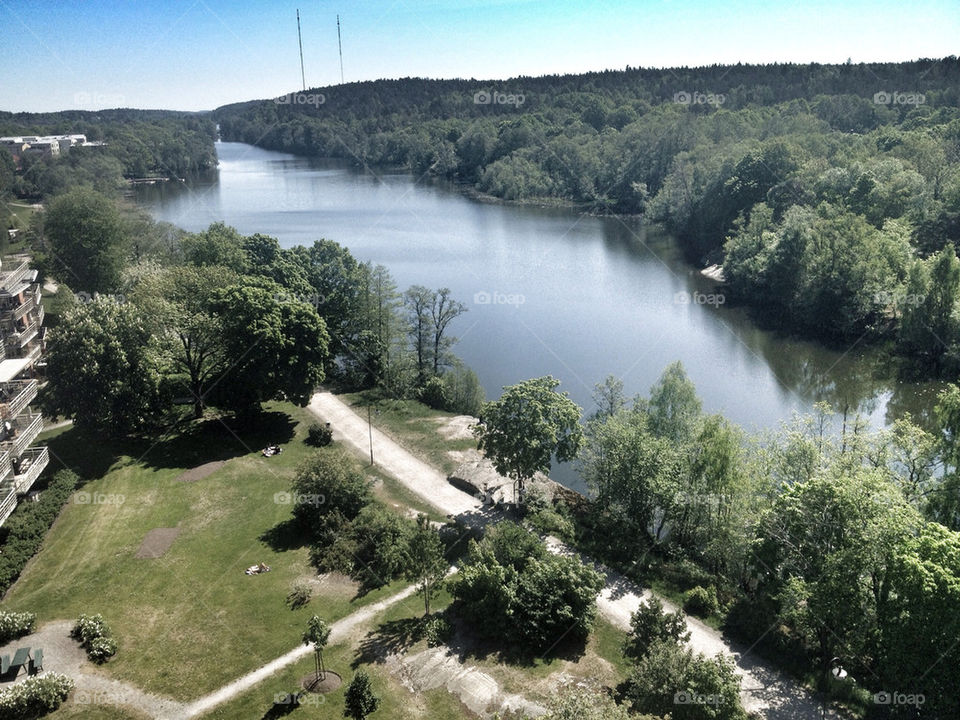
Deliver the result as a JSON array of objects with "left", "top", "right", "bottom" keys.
[
  {"left": 44, "top": 297, "right": 165, "bottom": 434},
  {"left": 899, "top": 245, "right": 960, "bottom": 365},
  {"left": 302, "top": 615, "right": 331, "bottom": 683},
  {"left": 42, "top": 188, "right": 131, "bottom": 293},
  {"left": 292, "top": 451, "right": 373, "bottom": 537},
  {"left": 404, "top": 514, "right": 448, "bottom": 615},
  {"left": 429, "top": 287, "right": 467, "bottom": 375},
  {"left": 647, "top": 362, "right": 702, "bottom": 445},
  {"left": 344, "top": 669, "right": 380, "bottom": 720},
  {"left": 624, "top": 596, "right": 691, "bottom": 661},
  {"left": 474, "top": 376, "right": 583, "bottom": 505}
]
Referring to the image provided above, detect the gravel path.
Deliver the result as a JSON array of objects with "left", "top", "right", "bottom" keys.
[{"left": 308, "top": 391, "right": 839, "bottom": 720}]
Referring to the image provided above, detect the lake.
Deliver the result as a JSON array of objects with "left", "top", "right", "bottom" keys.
[{"left": 137, "top": 141, "right": 940, "bottom": 491}]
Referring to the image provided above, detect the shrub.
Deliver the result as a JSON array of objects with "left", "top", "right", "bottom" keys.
[
  {"left": 292, "top": 451, "right": 373, "bottom": 536},
  {"left": 71, "top": 613, "right": 117, "bottom": 663},
  {"left": 422, "top": 614, "right": 452, "bottom": 647},
  {"left": 0, "top": 470, "right": 78, "bottom": 593},
  {"left": 287, "top": 580, "right": 312, "bottom": 609},
  {"left": 0, "top": 610, "right": 36, "bottom": 643},
  {"left": 0, "top": 673, "right": 74, "bottom": 720},
  {"left": 305, "top": 422, "right": 333, "bottom": 447},
  {"left": 441, "top": 361, "right": 485, "bottom": 416},
  {"left": 527, "top": 507, "right": 575, "bottom": 540},
  {"left": 624, "top": 597, "right": 690, "bottom": 661},
  {"left": 418, "top": 376, "right": 450, "bottom": 411},
  {"left": 683, "top": 585, "right": 719, "bottom": 617}
]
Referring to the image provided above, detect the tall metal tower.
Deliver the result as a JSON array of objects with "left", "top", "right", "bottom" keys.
[
  {"left": 337, "top": 14, "right": 344, "bottom": 84},
  {"left": 297, "top": 9, "right": 306, "bottom": 91}
]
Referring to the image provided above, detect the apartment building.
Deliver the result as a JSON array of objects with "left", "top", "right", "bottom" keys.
[{"left": 0, "top": 255, "right": 49, "bottom": 526}]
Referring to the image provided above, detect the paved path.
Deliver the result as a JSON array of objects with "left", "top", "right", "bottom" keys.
[{"left": 308, "top": 391, "right": 838, "bottom": 720}]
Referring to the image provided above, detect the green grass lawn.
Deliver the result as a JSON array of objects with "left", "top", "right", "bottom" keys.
[
  {"left": 341, "top": 392, "right": 477, "bottom": 475},
  {"left": 1, "top": 402, "right": 409, "bottom": 701},
  {"left": 197, "top": 596, "right": 467, "bottom": 720}
]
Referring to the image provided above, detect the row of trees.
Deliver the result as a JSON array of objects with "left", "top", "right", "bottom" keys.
[{"left": 39, "top": 190, "right": 482, "bottom": 431}]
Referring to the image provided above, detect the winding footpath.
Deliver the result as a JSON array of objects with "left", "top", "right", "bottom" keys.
[{"left": 307, "top": 391, "right": 838, "bottom": 720}]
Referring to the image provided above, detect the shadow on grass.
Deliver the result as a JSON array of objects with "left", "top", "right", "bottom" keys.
[
  {"left": 44, "top": 410, "right": 298, "bottom": 480},
  {"left": 260, "top": 518, "right": 309, "bottom": 552},
  {"left": 353, "top": 616, "right": 425, "bottom": 667},
  {"left": 261, "top": 693, "right": 299, "bottom": 719}
]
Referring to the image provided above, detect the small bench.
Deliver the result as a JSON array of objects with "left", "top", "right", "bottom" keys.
[
  {"left": 9, "top": 647, "right": 30, "bottom": 678},
  {"left": 30, "top": 648, "right": 43, "bottom": 674}
]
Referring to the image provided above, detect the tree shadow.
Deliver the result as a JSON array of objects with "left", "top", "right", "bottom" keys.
[
  {"left": 260, "top": 518, "right": 309, "bottom": 552},
  {"left": 260, "top": 692, "right": 300, "bottom": 719},
  {"left": 352, "top": 617, "right": 425, "bottom": 668},
  {"left": 135, "top": 410, "right": 297, "bottom": 471}
]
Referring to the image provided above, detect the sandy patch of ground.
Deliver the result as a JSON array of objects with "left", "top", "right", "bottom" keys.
[
  {"left": 135, "top": 527, "right": 181, "bottom": 559},
  {"left": 431, "top": 415, "right": 477, "bottom": 441},
  {"left": 389, "top": 646, "right": 546, "bottom": 718},
  {"left": 175, "top": 460, "right": 225, "bottom": 483}
]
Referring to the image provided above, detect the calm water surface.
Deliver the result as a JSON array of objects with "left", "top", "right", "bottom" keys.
[{"left": 137, "top": 142, "right": 941, "bottom": 491}]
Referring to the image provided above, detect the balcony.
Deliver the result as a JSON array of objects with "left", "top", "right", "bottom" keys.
[
  {"left": 0, "top": 286, "right": 41, "bottom": 323},
  {"left": 0, "top": 259, "right": 31, "bottom": 293},
  {"left": 0, "top": 488, "right": 17, "bottom": 527},
  {"left": 13, "top": 446, "right": 48, "bottom": 494},
  {"left": 0, "top": 380, "right": 38, "bottom": 420},
  {"left": 1, "top": 411, "right": 43, "bottom": 458}
]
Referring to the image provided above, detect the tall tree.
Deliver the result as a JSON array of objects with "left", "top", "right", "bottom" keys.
[
  {"left": 474, "top": 376, "right": 583, "bottom": 505},
  {"left": 302, "top": 615, "right": 331, "bottom": 683},
  {"left": 404, "top": 514, "right": 448, "bottom": 615},
  {"left": 429, "top": 287, "right": 466, "bottom": 375},
  {"left": 42, "top": 187, "right": 130, "bottom": 293},
  {"left": 403, "top": 285, "right": 433, "bottom": 383}
]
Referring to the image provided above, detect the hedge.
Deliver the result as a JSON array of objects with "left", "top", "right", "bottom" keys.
[{"left": 0, "top": 673, "right": 73, "bottom": 719}]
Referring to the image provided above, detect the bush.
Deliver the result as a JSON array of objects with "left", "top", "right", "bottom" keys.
[
  {"left": 527, "top": 507, "right": 575, "bottom": 540},
  {"left": 71, "top": 613, "right": 117, "bottom": 663},
  {"left": 292, "top": 451, "right": 373, "bottom": 536},
  {"left": 683, "top": 585, "right": 719, "bottom": 617},
  {"left": 0, "top": 610, "right": 36, "bottom": 643},
  {"left": 0, "top": 470, "right": 78, "bottom": 593},
  {"left": 625, "top": 597, "right": 690, "bottom": 661},
  {"left": 441, "top": 361, "right": 485, "bottom": 416},
  {"left": 422, "top": 614, "right": 452, "bottom": 647},
  {"left": 305, "top": 422, "right": 333, "bottom": 447},
  {"left": 0, "top": 673, "right": 74, "bottom": 720},
  {"left": 286, "top": 580, "right": 312, "bottom": 609},
  {"left": 88, "top": 635, "right": 118, "bottom": 664},
  {"left": 418, "top": 376, "right": 450, "bottom": 411},
  {"left": 452, "top": 522, "right": 605, "bottom": 652}
]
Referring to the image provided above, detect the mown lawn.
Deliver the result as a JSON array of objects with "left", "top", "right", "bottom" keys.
[
  {"left": 1, "top": 402, "right": 409, "bottom": 701},
  {"left": 341, "top": 392, "right": 477, "bottom": 475}
]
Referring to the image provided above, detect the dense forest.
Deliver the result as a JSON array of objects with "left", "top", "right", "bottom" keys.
[
  {"left": 216, "top": 58, "right": 960, "bottom": 365},
  {"left": 0, "top": 109, "right": 217, "bottom": 200}
]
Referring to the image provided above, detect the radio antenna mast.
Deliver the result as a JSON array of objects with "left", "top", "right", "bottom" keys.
[
  {"left": 297, "top": 9, "right": 306, "bottom": 90},
  {"left": 337, "top": 14, "right": 344, "bottom": 84}
]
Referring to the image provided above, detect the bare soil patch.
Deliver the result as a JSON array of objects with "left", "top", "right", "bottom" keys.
[
  {"left": 175, "top": 460, "right": 225, "bottom": 483},
  {"left": 431, "top": 415, "right": 476, "bottom": 441},
  {"left": 300, "top": 671, "right": 342, "bottom": 693},
  {"left": 135, "top": 527, "right": 182, "bottom": 558}
]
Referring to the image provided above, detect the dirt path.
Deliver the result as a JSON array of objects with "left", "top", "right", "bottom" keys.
[{"left": 307, "top": 391, "right": 838, "bottom": 720}]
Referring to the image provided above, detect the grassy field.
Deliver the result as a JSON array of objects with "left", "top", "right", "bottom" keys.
[
  {"left": 341, "top": 392, "right": 478, "bottom": 475},
  {"left": 197, "top": 593, "right": 467, "bottom": 720},
  {"left": 1, "top": 402, "right": 408, "bottom": 701}
]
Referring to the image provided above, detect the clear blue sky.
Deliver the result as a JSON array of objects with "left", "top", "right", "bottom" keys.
[{"left": 1, "top": 0, "right": 957, "bottom": 112}]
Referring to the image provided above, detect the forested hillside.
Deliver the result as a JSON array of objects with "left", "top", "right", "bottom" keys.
[
  {"left": 216, "top": 58, "right": 960, "bottom": 364},
  {"left": 0, "top": 109, "right": 217, "bottom": 199}
]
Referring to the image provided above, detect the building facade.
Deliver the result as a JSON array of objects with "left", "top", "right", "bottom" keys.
[{"left": 0, "top": 255, "right": 49, "bottom": 526}]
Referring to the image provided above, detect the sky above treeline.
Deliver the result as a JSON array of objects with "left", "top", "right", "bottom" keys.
[{"left": 1, "top": 0, "right": 957, "bottom": 112}]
